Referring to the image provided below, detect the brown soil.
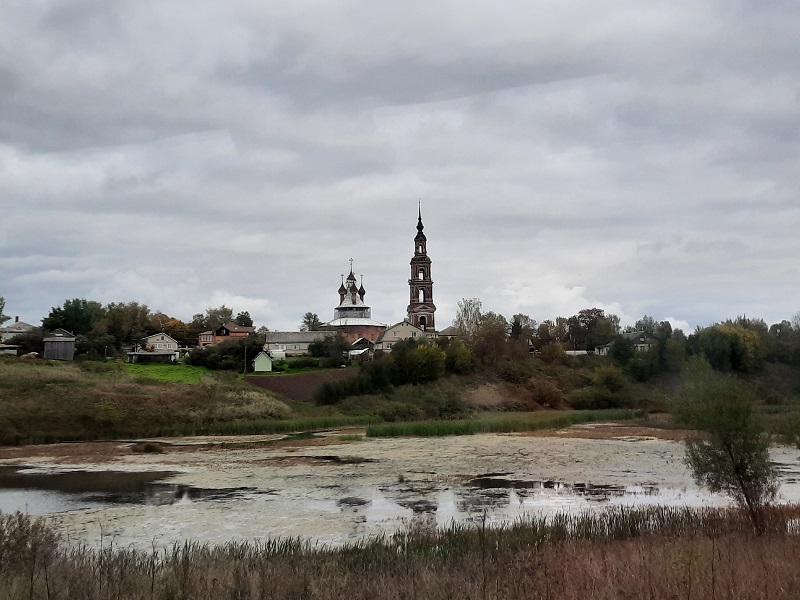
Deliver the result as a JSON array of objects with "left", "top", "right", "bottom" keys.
[{"left": 248, "top": 369, "right": 359, "bottom": 402}]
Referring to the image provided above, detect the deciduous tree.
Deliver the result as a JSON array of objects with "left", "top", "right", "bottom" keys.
[
  {"left": 674, "top": 358, "right": 777, "bottom": 530},
  {"left": 452, "top": 298, "right": 482, "bottom": 343},
  {"left": 300, "top": 312, "right": 323, "bottom": 332},
  {"left": 235, "top": 311, "right": 253, "bottom": 327},
  {"left": 42, "top": 298, "right": 104, "bottom": 335}
]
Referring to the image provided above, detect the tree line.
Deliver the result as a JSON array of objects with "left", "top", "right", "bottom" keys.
[
  {"left": 2, "top": 297, "right": 261, "bottom": 358},
  {"left": 450, "top": 297, "right": 800, "bottom": 376}
]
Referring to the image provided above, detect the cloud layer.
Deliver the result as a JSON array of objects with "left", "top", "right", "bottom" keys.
[{"left": 2, "top": 1, "right": 799, "bottom": 332}]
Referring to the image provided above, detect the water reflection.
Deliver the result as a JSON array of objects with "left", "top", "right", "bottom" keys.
[{"left": 0, "top": 466, "right": 262, "bottom": 515}]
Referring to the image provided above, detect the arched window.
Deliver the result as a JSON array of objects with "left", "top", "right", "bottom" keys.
[
  {"left": 418, "top": 268, "right": 425, "bottom": 280},
  {"left": 419, "top": 316, "right": 427, "bottom": 329},
  {"left": 418, "top": 289, "right": 424, "bottom": 302}
]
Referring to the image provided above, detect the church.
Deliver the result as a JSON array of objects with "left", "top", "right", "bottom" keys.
[
  {"left": 325, "top": 263, "right": 387, "bottom": 343},
  {"left": 325, "top": 207, "right": 438, "bottom": 346}
]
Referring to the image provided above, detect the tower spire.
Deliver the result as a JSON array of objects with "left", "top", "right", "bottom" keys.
[{"left": 407, "top": 206, "right": 435, "bottom": 331}]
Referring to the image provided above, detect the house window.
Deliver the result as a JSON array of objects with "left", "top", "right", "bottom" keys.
[
  {"left": 393, "top": 331, "right": 400, "bottom": 338},
  {"left": 155, "top": 343, "right": 163, "bottom": 349},
  {"left": 411, "top": 332, "right": 417, "bottom": 337},
  {"left": 167, "top": 343, "right": 173, "bottom": 349}
]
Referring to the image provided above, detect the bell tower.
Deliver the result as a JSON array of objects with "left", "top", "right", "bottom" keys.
[{"left": 407, "top": 205, "right": 436, "bottom": 330}]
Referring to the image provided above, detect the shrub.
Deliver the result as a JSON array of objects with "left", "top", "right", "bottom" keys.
[
  {"left": 539, "top": 343, "right": 568, "bottom": 365},
  {"left": 592, "top": 365, "right": 627, "bottom": 392},
  {"left": 497, "top": 357, "right": 536, "bottom": 384},
  {"left": 527, "top": 378, "right": 565, "bottom": 408}
]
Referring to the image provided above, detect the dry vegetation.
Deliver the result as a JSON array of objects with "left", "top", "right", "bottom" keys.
[
  {"left": 0, "top": 359, "right": 290, "bottom": 444},
  {"left": 2, "top": 506, "right": 800, "bottom": 599}
]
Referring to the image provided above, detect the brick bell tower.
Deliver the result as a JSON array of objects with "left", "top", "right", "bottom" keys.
[{"left": 407, "top": 205, "right": 436, "bottom": 331}]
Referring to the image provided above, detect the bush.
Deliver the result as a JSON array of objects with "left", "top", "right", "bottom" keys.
[
  {"left": 497, "top": 357, "right": 536, "bottom": 384},
  {"left": 570, "top": 386, "right": 624, "bottom": 409},
  {"left": 527, "top": 378, "right": 565, "bottom": 408},
  {"left": 539, "top": 343, "right": 569, "bottom": 365},
  {"left": 287, "top": 357, "right": 320, "bottom": 369},
  {"left": 592, "top": 365, "right": 627, "bottom": 393}
]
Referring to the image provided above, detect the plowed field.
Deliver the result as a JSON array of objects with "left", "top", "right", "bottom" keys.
[{"left": 247, "top": 369, "right": 359, "bottom": 402}]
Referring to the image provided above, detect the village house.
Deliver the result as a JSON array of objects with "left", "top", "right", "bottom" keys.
[
  {"left": 126, "top": 333, "right": 180, "bottom": 363},
  {"left": 0, "top": 317, "right": 36, "bottom": 343},
  {"left": 596, "top": 330, "right": 659, "bottom": 356},
  {"left": 375, "top": 320, "right": 436, "bottom": 352},
  {"left": 263, "top": 331, "right": 336, "bottom": 356},
  {"left": 198, "top": 321, "right": 256, "bottom": 346}
]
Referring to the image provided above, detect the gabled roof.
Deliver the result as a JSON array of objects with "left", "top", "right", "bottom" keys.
[
  {"left": 265, "top": 331, "right": 335, "bottom": 344},
  {"left": 623, "top": 330, "right": 658, "bottom": 343},
  {"left": 0, "top": 320, "right": 35, "bottom": 333},
  {"left": 218, "top": 321, "right": 256, "bottom": 334},
  {"left": 375, "top": 320, "right": 425, "bottom": 343},
  {"left": 44, "top": 328, "right": 75, "bottom": 341},
  {"left": 142, "top": 332, "right": 179, "bottom": 345}
]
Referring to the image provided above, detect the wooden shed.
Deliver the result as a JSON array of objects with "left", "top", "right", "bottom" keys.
[{"left": 43, "top": 329, "right": 76, "bottom": 361}]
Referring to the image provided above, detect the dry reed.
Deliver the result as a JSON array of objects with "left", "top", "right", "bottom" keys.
[{"left": 2, "top": 505, "right": 800, "bottom": 599}]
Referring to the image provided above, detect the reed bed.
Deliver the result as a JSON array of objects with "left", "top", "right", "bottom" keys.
[
  {"left": 366, "top": 408, "right": 641, "bottom": 437},
  {"left": 204, "top": 415, "right": 379, "bottom": 436},
  {"left": 3, "top": 505, "right": 799, "bottom": 599}
]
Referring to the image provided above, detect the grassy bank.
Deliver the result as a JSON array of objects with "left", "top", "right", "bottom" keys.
[
  {"left": 366, "top": 408, "right": 641, "bottom": 437},
  {"left": 0, "top": 359, "right": 291, "bottom": 445},
  {"left": 2, "top": 506, "right": 799, "bottom": 599}
]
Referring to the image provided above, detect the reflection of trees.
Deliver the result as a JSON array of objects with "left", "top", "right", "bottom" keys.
[{"left": 454, "top": 487, "right": 511, "bottom": 515}]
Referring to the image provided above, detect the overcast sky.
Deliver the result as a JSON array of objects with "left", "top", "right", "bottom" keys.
[{"left": 2, "top": 1, "right": 799, "bottom": 333}]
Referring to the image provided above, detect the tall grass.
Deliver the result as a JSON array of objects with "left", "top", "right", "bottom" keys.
[
  {"left": 366, "top": 408, "right": 641, "bottom": 437},
  {"left": 204, "top": 415, "right": 379, "bottom": 435},
  {"left": 2, "top": 505, "right": 799, "bottom": 599}
]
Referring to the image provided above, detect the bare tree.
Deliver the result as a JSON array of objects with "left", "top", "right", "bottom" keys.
[{"left": 452, "top": 298, "right": 482, "bottom": 342}]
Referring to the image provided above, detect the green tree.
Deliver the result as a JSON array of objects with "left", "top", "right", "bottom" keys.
[
  {"left": 300, "top": 312, "right": 323, "bottom": 331},
  {"left": 632, "top": 315, "right": 658, "bottom": 334},
  {"left": 307, "top": 332, "right": 349, "bottom": 366},
  {"left": 444, "top": 339, "right": 473, "bottom": 374},
  {"left": 689, "top": 323, "right": 763, "bottom": 372},
  {"left": 0, "top": 296, "right": 10, "bottom": 325},
  {"left": 674, "top": 358, "right": 778, "bottom": 530},
  {"left": 101, "top": 301, "right": 151, "bottom": 348},
  {"left": 510, "top": 313, "right": 537, "bottom": 341},
  {"left": 42, "top": 298, "right": 104, "bottom": 335},
  {"left": 204, "top": 305, "right": 234, "bottom": 330},
  {"left": 473, "top": 311, "right": 509, "bottom": 366},
  {"left": 608, "top": 335, "right": 635, "bottom": 365},
  {"left": 235, "top": 311, "right": 253, "bottom": 327}
]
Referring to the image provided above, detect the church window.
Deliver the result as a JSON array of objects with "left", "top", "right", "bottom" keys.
[
  {"left": 418, "top": 268, "right": 425, "bottom": 280},
  {"left": 418, "top": 289, "right": 424, "bottom": 302}
]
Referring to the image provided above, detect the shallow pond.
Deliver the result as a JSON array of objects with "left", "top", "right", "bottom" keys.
[{"left": 2, "top": 431, "right": 799, "bottom": 549}]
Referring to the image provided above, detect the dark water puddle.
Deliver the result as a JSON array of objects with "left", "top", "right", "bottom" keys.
[
  {"left": 469, "top": 476, "right": 659, "bottom": 499},
  {"left": 0, "top": 466, "right": 262, "bottom": 515}
]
